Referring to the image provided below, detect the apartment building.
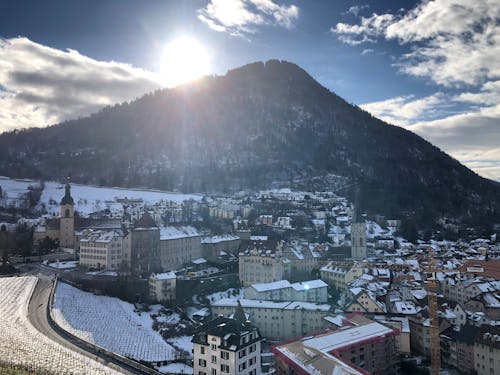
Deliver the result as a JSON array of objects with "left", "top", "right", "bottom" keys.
[
  {"left": 273, "top": 319, "right": 398, "bottom": 375},
  {"left": 320, "top": 261, "right": 365, "bottom": 291},
  {"left": 474, "top": 326, "right": 500, "bottom": 375},
  {"left": 211, "top": 299, "right": 331, "bottom": 341},
  {"left": 192, "top": 304, "right": 262, "bottom": 375},
  {"left": 79, "top": 229, "right": 124, "bottom": 270},
  {"left": 244, "top": 279, "right": 328, "bottom": 303}
]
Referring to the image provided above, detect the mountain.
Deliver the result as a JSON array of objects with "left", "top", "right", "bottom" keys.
[{"left": 0, "top": 60, "right": 498, "bottom": 225}]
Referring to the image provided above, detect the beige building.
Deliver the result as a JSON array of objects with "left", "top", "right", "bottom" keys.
[
  {"left": 346, "top": 290, "right": 386, "bottom": 313},
  {"left": 149, "top": 272, "right": 176, "bottom": 303},
  {"left": 159, "top": 226, "right": 201, "bottom": 271},
  {"left": 79, "top": 229, "right": 124, "bottom": 270},
  {"left": 474, "top": 326, "right": 500, "bottom": 375},
  {"left": 239, "top": 247, "right": 290, "bottom": 287},
  {"left": 211, "top": 299, "right": 331, "bottom": 341},
  {"left": 320, "top": 261, "right": 365, "bottom": 291},
  {"left": 192, "top": 305, "right": 262, "bottom": 375}
]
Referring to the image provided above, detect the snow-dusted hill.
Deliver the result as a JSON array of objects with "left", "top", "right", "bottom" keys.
[
  {"left": 0, "top": 276, "right": 119, "bottom": 374},
  {"left": 53, "top": 282, "right": 177, "bottom": 362},
  {"left": 0, "top": 176, "right": 202, "bottom": 216}
]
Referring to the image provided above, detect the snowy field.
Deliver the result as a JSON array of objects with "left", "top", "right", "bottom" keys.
[
  {"left": 0, "top": 276, "right": 120, "bottom": 374},
  {"left": 53, "top": 282, "right": 176, "bottom": 362},
  {"left": 0, "top": 176, "right": 203, "bottom": 216}
]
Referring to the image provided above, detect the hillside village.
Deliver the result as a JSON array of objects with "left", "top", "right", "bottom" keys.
[{"left": 1, "top": 177, "right": 499, "bottom": 375}]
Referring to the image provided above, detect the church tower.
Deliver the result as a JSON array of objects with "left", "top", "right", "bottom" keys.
[
  {"left": 351, "top": 186, "right": 367, "bottom": 260},
  {"left": 59, "top": 182, "right": 75, "bottom": 248}
]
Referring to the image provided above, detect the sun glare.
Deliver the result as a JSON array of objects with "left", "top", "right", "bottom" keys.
[{"left": 160, "top": 36, "right": 211, "bottom": 87}]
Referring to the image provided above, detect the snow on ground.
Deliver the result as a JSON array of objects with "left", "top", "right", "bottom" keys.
[
  {"left": 193, "top": 288, "right": 243, "bottom": 304},
  {"left": 40, "top": 181, "right": 203, "bottom": 216},
  {"left": 0, "top": 176, "right": 202, "bottom": 216},
  {"left": 166, "top": 336, "right": 193, "bottom": 358},
  {"left": 0, "top": 276, "right": 120, "bottom": 374},
  {"left": 48, "top": 260, "right": 79, "bottom": 269},
  {"left": 156, "top": 363, "right": 193, "bottom": 374},
  {"left": 53, "top": 282, "right": 176, "bottom": 362}
]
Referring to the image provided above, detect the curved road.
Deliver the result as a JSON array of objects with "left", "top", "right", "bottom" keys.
[{"left": 27, "top": 276, "right": 147, "bottom": 375}]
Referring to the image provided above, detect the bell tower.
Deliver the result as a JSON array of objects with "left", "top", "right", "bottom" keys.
[
  {"left": 351, "top": 185, "right": 367, "bottom": 260},
  {"left": 60, "top": 180, "right": 75, "bottom": 248}
]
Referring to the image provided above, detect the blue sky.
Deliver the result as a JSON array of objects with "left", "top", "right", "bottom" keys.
[{"left": 0, "top": 0, "right": 499, "bottom": 180}]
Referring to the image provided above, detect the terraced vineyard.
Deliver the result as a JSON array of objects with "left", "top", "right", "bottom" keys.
[{"left": 0, "top": 276, "right": 121, "bottom": 374}]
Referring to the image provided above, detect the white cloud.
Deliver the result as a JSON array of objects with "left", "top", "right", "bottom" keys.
[
  {"left": 333, "top": 0, "right": 500, "bottom": 87},
  {"left": 362, "top": 83, "right": 500, "bottom": 180},
  {"left": 198, "top": 0, "right": 299, "bottom": 36},
  {"left": 361, "top": 48, "right": 374, "bottom": 55},
  {"left": 361, "top": 93, "right": 445, "bottom": 126},
  {"left": 0, "top": 37, "right": 161, "bottom": 132},
  {"left": 344, "top": 5, "right": 369, "bottom": 17}
]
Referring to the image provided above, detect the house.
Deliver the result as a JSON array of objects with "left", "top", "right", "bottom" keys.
[
  {"left": 192, "top": 303, "right": 262, "bottom": 375},
  {"left": 149, "top": 272, "right": 176, "bottom": 303},
  {"left": 320, "top": 261, "right": 365, "bottom": 291},
  {"left": 346, "top": 290, "right": 386, "bottom": 314}
]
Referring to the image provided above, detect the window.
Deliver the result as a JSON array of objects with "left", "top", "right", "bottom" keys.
[
  {"left": 211, "top": 344, "right": 217, "bottom": 350},
  {"left": 211, "top": 355, "right": 217, "bottom": 364},
  {"left": 198, "top": 359, "right": 206, "bottom": 367},
  {"left": 239, "top": 362, "right": 247, "bottom": 372},
  {"left": 239, "top": 349, "right": 246, "bottom": 358},
  {"left": 211, "top": 369, "right": 217, "bottom": 375},
  {"left": 221, "top": 351, "right": 229, "bottom": 360},
  {"left": 221, "top": 364, "right": 230, "bottom": 373}
]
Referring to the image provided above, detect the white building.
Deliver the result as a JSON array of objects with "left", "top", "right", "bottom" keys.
[
  {"left": 275, "top": 217, "right": 292, "bottom": 229},
  {"left": 79, "top": 229, "right": 123, "bottom": 270},
  {"left": 149, "top": 272, "right": 176, "bottom": 303},
  {"left": 212, "top": 299, "right": 332, "bottom": 341},
  {"left": 244, "top": 279, "right": 328, "bottom": 303},
  {"left": 192, "top": 303, "right": 262, "bottom": 375}
]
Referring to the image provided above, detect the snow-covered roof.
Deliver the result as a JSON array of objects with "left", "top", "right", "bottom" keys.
[
  {"left": 250, "top": 235, "right": 268, "bottom": 241},
  {"left": 152, "top": 272, "right": 176, "bottom": 280},
  {"left": 160, "top": 226, "right": 200, "bottom": 240},
  {"left": 251, "top": 280, "right": 291, "bottom": 292},
  {"left": 304, "top": 322, "right": 393, "bottom": 352},
  {"left": 212, "top": 299, "right": 330, "bottom": 312},
  {"left": 201, "top": 235, "right": 240, "bottom": 244},
  {"left": 292, "top": 280, "right": 328, "bottom": 291}
]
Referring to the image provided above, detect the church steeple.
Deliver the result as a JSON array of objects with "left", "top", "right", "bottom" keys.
[{"left": 60, "top": 179, "right": 74, "bottom": 206}]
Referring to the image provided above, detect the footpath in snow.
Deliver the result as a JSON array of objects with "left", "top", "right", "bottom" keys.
[
  {"left": 0, "top": 276, "right": 121, "bottom": 374},
  {"left": 53, "top": 282, "right": 177, "bottom": 363}
]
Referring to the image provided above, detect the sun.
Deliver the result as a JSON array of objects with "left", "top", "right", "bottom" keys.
[{"left": 160, "top": 36, "right": 211, "bottom": 87}]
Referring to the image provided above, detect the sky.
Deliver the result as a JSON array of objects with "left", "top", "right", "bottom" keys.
[{"left": 0, "top": 0, "right": 499, "bottom": 181}]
